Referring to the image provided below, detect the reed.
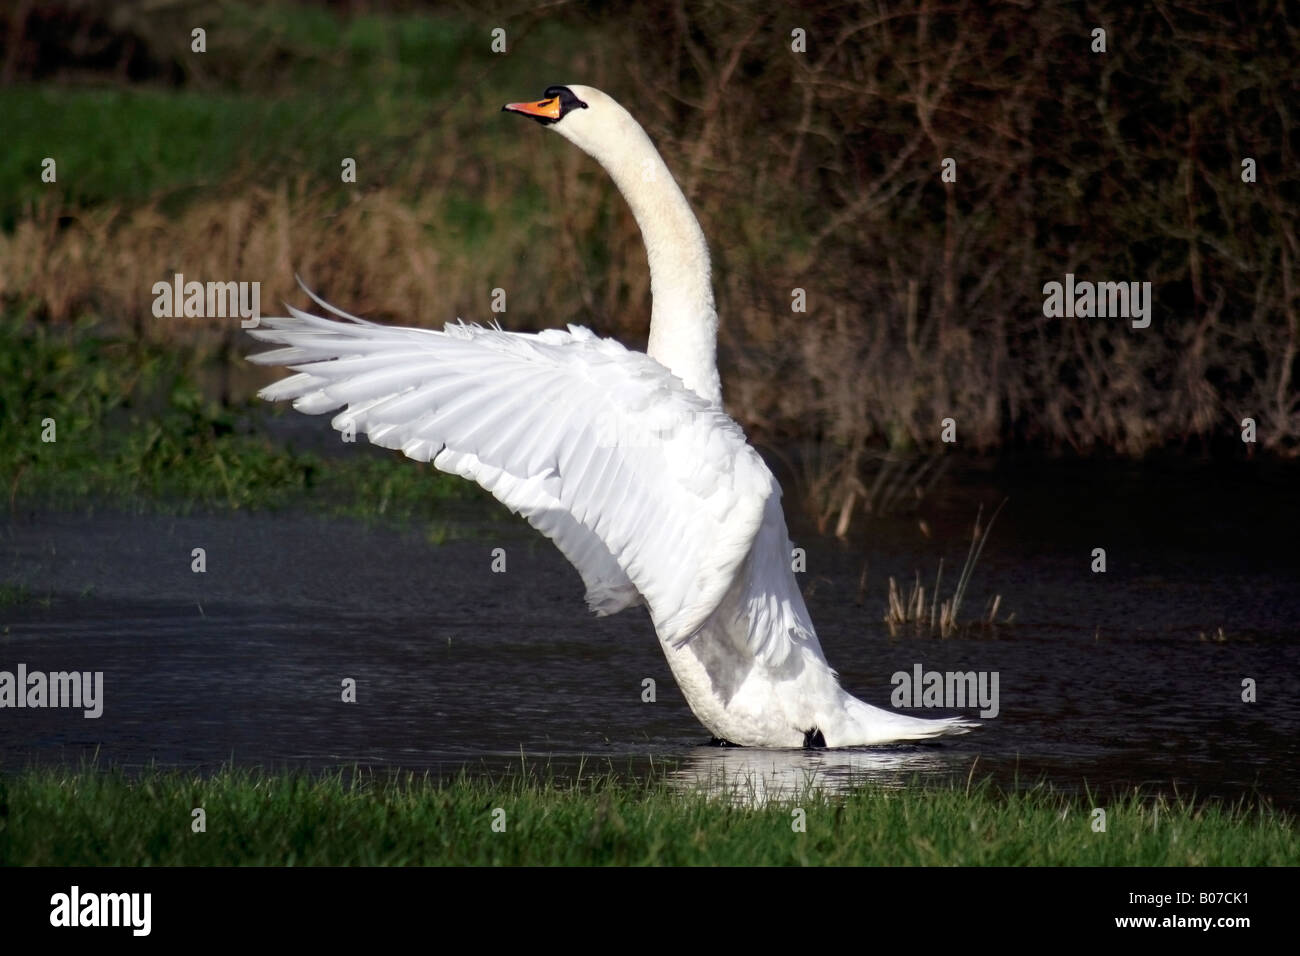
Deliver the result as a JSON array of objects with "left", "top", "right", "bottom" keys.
[{"left": 884, "top": 502, "right": 1010, "bottom": 637}]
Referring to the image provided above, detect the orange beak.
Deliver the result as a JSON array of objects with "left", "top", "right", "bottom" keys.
[{"left": 502, "top": 97, "right": 562, "bottom": 121}]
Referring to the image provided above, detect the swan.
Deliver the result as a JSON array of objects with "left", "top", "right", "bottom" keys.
[{"left": 248, "top": 84, "right": 976, "bottom": 748}]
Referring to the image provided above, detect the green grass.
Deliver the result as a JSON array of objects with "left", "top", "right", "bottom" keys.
[
  {"left": 0, "top": 6, "right": 597, "bottom": 225},
  {"left": 0, "top": 766, "right": 1293, "bottom": 865},
  {"left": 0, "top": 82, "right": 444, "bottom": 224},
  {"left": 1, "top": 87, "right": 282, "bottom": 221},
  {"left": 0, "top": 312, "right": 481, "bottom": 519}
]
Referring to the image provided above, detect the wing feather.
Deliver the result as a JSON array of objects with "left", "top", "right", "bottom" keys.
[{"left": 249, "top": 306, "right": 780, "bottom": 652}]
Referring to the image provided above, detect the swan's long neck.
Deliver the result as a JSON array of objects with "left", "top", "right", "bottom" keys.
[{"left": 557, "top": 105, "right": 722, "bottom": 406}]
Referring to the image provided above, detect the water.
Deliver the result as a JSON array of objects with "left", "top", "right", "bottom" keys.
[{"left": 2, "top": 457, "right": 1297, "bottom": 808}]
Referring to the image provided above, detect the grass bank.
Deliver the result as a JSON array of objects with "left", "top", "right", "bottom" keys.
[
  {"left": 0, "top": 312, "right": 479, "bottom": 518},
  {"left": 0, "top": 767, "right": 1292, "bottom": 866}
]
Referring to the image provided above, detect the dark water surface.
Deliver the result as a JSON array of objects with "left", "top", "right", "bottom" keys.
[{"left": 2, "top": 458, "right": 1298, "bottom": 808}]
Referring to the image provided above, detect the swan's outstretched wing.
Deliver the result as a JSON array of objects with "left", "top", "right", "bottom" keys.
[{"left": 248, "top": 303, "right": 780, "bottom": 652}]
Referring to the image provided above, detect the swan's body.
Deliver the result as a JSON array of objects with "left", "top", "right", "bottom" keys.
[{"left": 248, "top": 85, "right": 974, "bottom": 747}]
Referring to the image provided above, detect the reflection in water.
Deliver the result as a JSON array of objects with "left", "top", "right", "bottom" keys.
[{"left": 669, "top": 745, "right": 969, "bottom": 806}]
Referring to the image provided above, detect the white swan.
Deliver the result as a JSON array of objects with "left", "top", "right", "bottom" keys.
[{"left": 248, "top": 84, "right": 975, "bottom": 748}]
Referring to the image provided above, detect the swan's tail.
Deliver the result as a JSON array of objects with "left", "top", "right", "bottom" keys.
[{"left": 830, "top": 694, "right": 979, "bottom": 747}]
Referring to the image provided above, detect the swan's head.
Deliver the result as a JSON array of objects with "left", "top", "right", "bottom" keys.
[{"left": 502, "top": 84, "right": 637, "bottom": 162}]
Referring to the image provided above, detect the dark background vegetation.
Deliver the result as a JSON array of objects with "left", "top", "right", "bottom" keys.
[{"left": 1, "top": 0, "right": 1296, "bottom": 524}]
